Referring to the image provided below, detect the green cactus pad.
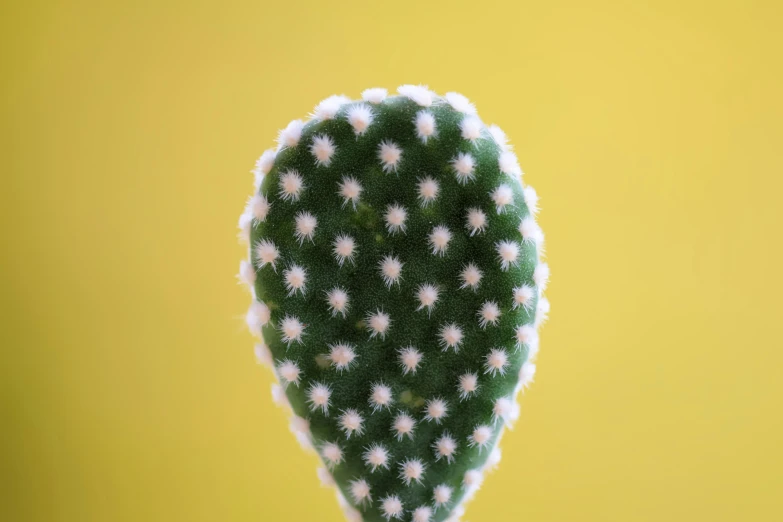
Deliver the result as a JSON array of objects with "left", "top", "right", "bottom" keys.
[{"left": 239, "top": 86, "right": 549, "bottom": 522}]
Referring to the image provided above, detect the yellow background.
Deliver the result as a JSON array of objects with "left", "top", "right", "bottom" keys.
[{"left": 2, "top": 0, "right": 782, "bottom": 520}]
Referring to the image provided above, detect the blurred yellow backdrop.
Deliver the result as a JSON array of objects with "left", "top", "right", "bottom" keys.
[{"left": 2, "top": 0, "right": 782, "bottom": 520}]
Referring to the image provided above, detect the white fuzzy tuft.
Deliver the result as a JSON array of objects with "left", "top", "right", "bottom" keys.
[
  {"left": 378, "top": 140, "right": 403, "bottom": 173},
  {"left": 283, "top": 264, "right": 307, "bottom": 296},
  {"left": 381, "top": 494, "right": 404, "bottom": 520},
  {"left": 277, "top": 119, "right": 304, "bottom": 149},
  {"left": 338, "top": 408, "right": 364, "bottom": 438},
  {"left": 465, "top": 207, "right": 487, "bottom": 236},
  {"left": 325, "top": 286, "right": 350, "bottom": 318},
  {"left": 468, "top": 425, "right": 493, "bottom": 451},
  {"left": 398, "top": 84, "right": 434, "bottom": 107},
  {"left": 496, "top": 240, "right": 520, "bottom": 270},
  {"left": 307, "top": 382, "right": 332, "bottom": 414},
  {"left": 338, "top": 175, "right": 363, "bottom": 209},
  {"left": 515, "top": 325, "right": 539, "bottom": 357},
  {"left": 379, "top": 255, "right": 404, "bottom": 288},
  {"left": 438, "top": 323, "right": 464, "bottom": 352},
  {"left": 277, "top": 359, "right": 301, "bottom": 386},
  {"left": 364, "top": 443, "right": 391, "bottom": 472},
  {"left": 253, "top": 342, "right": 272, "bottom": 368},
  {"left": 484, "top": 348, "right": 509, "bottom": 376},
  {"left": 370, "top": 382, "right": 394, "bottom": 411},
  {"left": 328, "top": 341, "right": 358, "bottom": 372},
  {"left": 477, "top": 301, "right": 502, "bottom": 328},
  {"left": 289, "top": 416, "right": 312, "bottom": 451},
  {"left": 523, "top": 186, "right": 539, "bottom": 215},
  {"left": 458, "top": 372, "right": 479, "bottom": 400},
  {"left": 414, "top": 110, "right": 437, "bottom": 144},
  {"left": 399, "top": 458, "right": 426, "bottom": 485},
  {"left": 254, "top": 239, "right": 279, "bottom": 271},
  {"left": 459, "top": 262, "right": 483, "bottom": 290},
  {"left": 493, "top": 396, "right": 517, "bottom": 427},
  {"left": 413, "top": 506, "right": 433, "bottom": 522},
  {"left": 499, "top": 150, "right": 522, "bottom": 177},
  {"left": 316, "top": 467, "right": 335, "bottom": 487},
  {"left": 398, "top": 345, "right": 423, "bottom": 375},
  {"left": 278, "top": 170, "right": 305, "bottom": 202},
  {"left": 417, "top": 176, "right": 440, "bottom": 206},
  {"left": 415, "top": 283, "right": 440, "bottom": 314},
  {"left": 279, "top": 315, "right": 305, "bottom": 345},
  {"left": 428, "top": 225, "right": 452, "bottom": 256},
  {"left": 519, "top": 216, "right": 544, "bottom": 248},
  {"left": 237, "top": 210, "right": 252, "bottom": 244},
  {"left": 341, "top": 503, "right": 362, "bottom": 522},
  {"left": 451, "top": 152, "right": 476, "bottom": 184},
  {"left": 362, "top": 87, "right": 387, "bottom": 104},
  {"left": 433, "top": 432, "right": 458, "bottom": 463},
  {"left": 384, "top": 203, "right": 408, "bottom": 234},
  {"left": 245, "top": 301, "right": 270, "bottom": 336},
  {"left": 460, "top": 116, "right": 483, "bottom": 143},
  {"left": 512, "top": 284, "right": 535, "bottom": 311},
  {"left": 314, "top": 94, "right": 350, "bottom": 121},
  {"left": 252, "top": 149, "right": 276, "bottom": 188},
  {"left": 445, "top": 92, "right": 477, "bottom": 114},
  {"left": 392, "top": 412, "right": 416, "bottom": 441},
  {"left": 249, "top": 194, "right": 271, "bottom": 223},
  {"left": 270, "top": 383, "right": 290, "bottom": 410},
  {"left": 463, "top": 469, "right": 484, "bottom": 490},
  {"left": 488, "top": 124, "right": 511, "bottom": 152},
  {"left": 433, "top": 484, "right": 453, "bottom": 508},
  {"left": 310, "top": 134, "right": 336, "bottom": 167},
  {"left": 484, "top": 447, "right": 503, "bottom": 473},
  {"left": 347, "top": 104, "right": 374, "bottom": 135},
  {"left": 320, "top": 441, "right": 343, "bottom": 469},
  {"left": 520, "top": 361, "right": 536, "bottom": 389},
  {"left": 349, "top": 478, "right": 372, "bottom": 505},
  {"left": 294, "top": 211, "right": 317, "bottom": 244},
  {"left": 332, "top": 234, "right": 357, "bottom": 267},
  {"left": 533, "top": 263, "right": 550, "bottom": 292},
  {"left": 367, "top": 309, "right": 391, "bottom": 339},
  {"left": 424, "top": 398, "right": 449, "bottom": 423},
  {"left": 535, "top": 297, "right": 550, "bottom": 328},
  {"left": 491, "top": 184, "right": 514, "bottom": 214}
]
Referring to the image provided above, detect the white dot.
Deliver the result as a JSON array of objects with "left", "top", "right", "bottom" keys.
[
  {"left": 484, "top": 348, "right": 509, "bottom": 376},
  {"left": 277, "top": 119, "right": 303, "bottom": 149},
  {"left": 520, "top": 361, "right": 536, "bottom": 389},
  {"left": 433, "top": 484, "right": 453, "bottom": 507},
  {"left": 277, "top": 359, "right": 301, "bottom": 386},
  {"left": 417, "top": 176, "right": 440, "bottom": 206},
  {"left": 458, "top": 372, "right": 479, "bottom": 400},
  {"left": 252, "top": 149, "right": 276, "bottom": 187},
  {"left": 519, "top": 216, "right": 544, "bottom": 248},
  {"left": 516, "top": 325, "right": 539, "bottom": 357},
  {"left": 414, "top": 110, "right": 437, "bottom": 144},
  {"left": 493, "top": 396, "right": 517, "bottom": 427},
  {"left": 278, "top": 170, "right": 305, "bottom": 202},
  {"left": 392, "top": 412, "right": 416, "bottom": 440},
  {"left": 460, "top": 115, "right": 483, "bottom": 142},
  {"left": 362, "top": 87, "right": 388, "bottom": 104},
  {"left": 310, "top": 134, "right": 336, "bottom": 167},
  {"left": 338, "top": 176, "right": 363, "bottom": 209},
  {"left": 534, "top": 263, "right": 550, "bottom": 291},
  {"left": 253, "top": 342, "right": 272, "bottom": 369},
  {"left": 513, "top": 284, "right": 535, "bottom": 311},
  {"left": 491, "top": 183, "right": 514, "bottom": 214},
  {"left": 326, "top": 286, "right": 350, "bottom": 317},
  {"left": 451, "top": 152, "right": 476, "bottom": 184},
  {"left": 339, "top": 409, "right": 364, "bottom": 438},
  {"left": 535, "top": 297, "right": 550, "bottom": 328},
  {"left": 463, "top": 469, "right": 484, "bottom": 490},
  {"left": 433, "top": 432, "right": 458, "bottom": 462},
  {"left": 367, "top": 309, "right": 391, "bottom": 339},
  {"left": 320, "top": 441, "right": 343, "bottom": 469},
  {"left": 459, "top": 263, "right": 483, "bottom": 290},
  {"left": 399, "top": 458, "right": 426, "bottom": 485},
  {"left": 444, "top": 92, "right": 477, "bottom": 115},
  {"left": 412, "top": 506, "right": 433, "bottom": 522},
  {"left": 307, "top": 382, "right": 332, "bottom": 414},
  {"left": 249, "top": 194, "right": 271, "bottom": 223},
  {"left": 347, "top": 103, "right": 374, "bottom": 135},
  {"left": 469, "top": 425, "right": 493, "bottom": 451},
  {"left": 397, "top": 84, "right": 434, "bottom": 106},
  {"left": 379, "top": 255, "right": 404, "bottom": 288},
  {"left": 332, "top": 234, "right": 357, "bottom": 266},
  {"left": 524, "top": 186, "right": 540, "bottom": 215},
  {"left": 465, "top": 207, "right": 487, "bottom": 236},
  {"left": 328, "top": 342, "right": 358, "bottom": 371},
  {"left": 428, "top": 226, "right": 452, "bottom": 256},
  {"left": 381, "top": 494, "right": 404, "bottom": 520},
  {"left": 363, "top": 443, "right": 390, "bottom": 472},
  {"left": 279, "top": 315, "right": 305, "bottom": 345},
  {"left": 439, "top": 323, "right": 463, "bottom": 352},
  {"left": 254, "top": 239, "right": 279, "bottom": 270},
  {"left": 496, "top": 240, "right": 520, "bottom": 271},
  {"left": 384, "top": 203, "right": 408, "bottom": 234},
  {"left": 370, "top": 382, "right": 394, "bottom": 411},
  {"left": 378, "top": 140, "right": 403, "bottom": 173},
  {"left": 415, "top": 283, "right": 440, "bottom": 314},
  {"left": 316, "top": 466, "right": 334, "bottom": 487},
  {"left": 398, "top": 346, "right": 423, "bottom": 375},
  {"left": 350, "top": 478, "right": 372, "bottom": 505},
  {"left": 477, "top": 301, "right": 502, "bottom": 328},
  {"left": 313, "top": 94, "right": 349, "bottom": 120},
  {"left": 294, "top": 211, "right": 317, "bottom": 244},
  {"left": 499, "top": 150, "right": 522, "bottom": 176},
  {"left": 245, "top": 301, "right": 269, "bottom": 336},
  {"left": 283, "top": 264, "right": 307, "bottom": 296},
  {"left": 425, "top": 398, "right": 448, "bottom": 423},
  {"left": 488, "top": 124, "right": 510, "bottom": 151}
]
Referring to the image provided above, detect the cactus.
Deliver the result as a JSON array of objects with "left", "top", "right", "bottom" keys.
[{"left": 238, "top": 85, "right": 549, "bottom": 522}]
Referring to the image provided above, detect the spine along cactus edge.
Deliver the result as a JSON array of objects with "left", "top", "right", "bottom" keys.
[{"left": 238, "top": 85, "right": 550, "bottom": 522}]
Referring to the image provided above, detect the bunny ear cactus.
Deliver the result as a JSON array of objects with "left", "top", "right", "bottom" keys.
[{"left": 238, "top": 85, "right": 550, "bottom": 522}]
